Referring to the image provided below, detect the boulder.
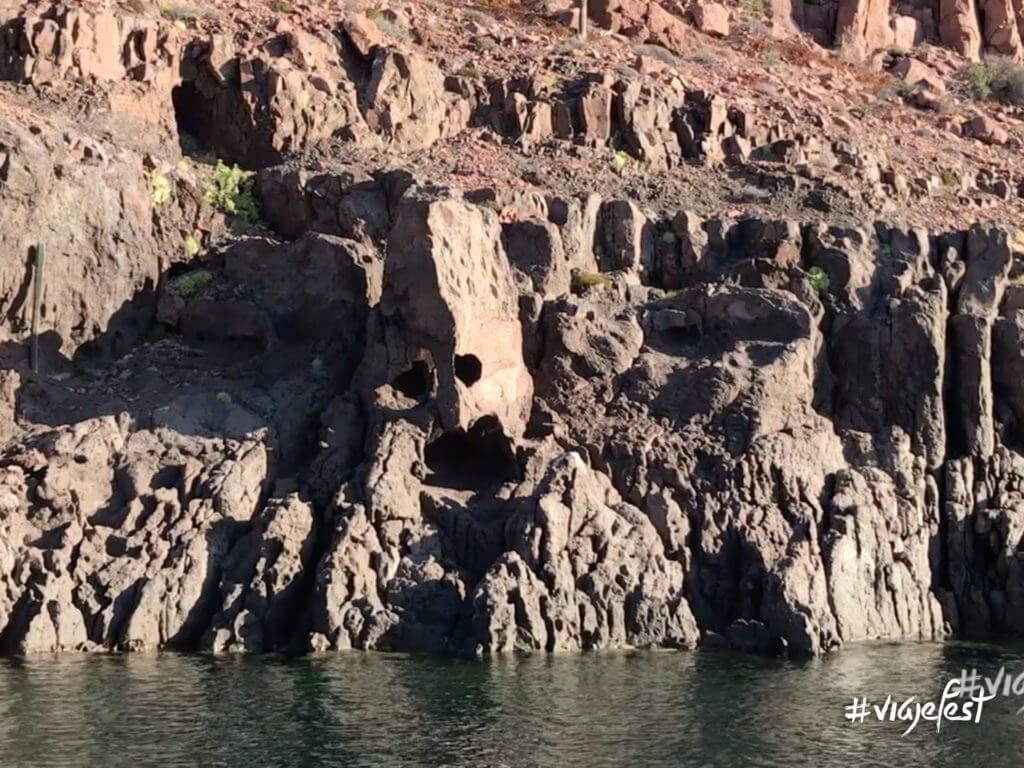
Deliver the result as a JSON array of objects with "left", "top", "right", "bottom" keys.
[
  {"left": 647, "top": 3, "right": 689, "bottom": 50},
  {"left": 892, "top": 57, "right": 946, "bottom": 95},
  {"left": 964, "top": 114, "right": 1009, "bottom": 145},
  {"left": 692, "top": 1, "right": 731, "bottom": 37}
]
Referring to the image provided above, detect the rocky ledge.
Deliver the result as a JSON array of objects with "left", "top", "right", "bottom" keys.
[{"left": 2, "top": 0, "right": 1024, "bottom": 657}]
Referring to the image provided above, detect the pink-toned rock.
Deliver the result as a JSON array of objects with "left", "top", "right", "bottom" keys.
[
  {"left": 835, "top": 0, "right": 895, "bottom": 57},
  {"left": 647, "top": 3, "right": 689, "bottom": 51},
  {"left": 343, "top": 12, "right": 386, "bottom": 58},
  {"left": 378, "top": 188, "right": 534, "bottom": 436},
  {"left": 578, "top": 82, "right": 613, "bottom": 140},
  {"left": 893, "top": 14, "right": 919, "bottom": 49},
  {"left": 892, "top": 57, "right": 946, "bottom": 94},
  {"left": 693, "top": 1, "right": 730, "bottom": 37},
  {"left": 635, "top": 53, "right": 669, "bottom": 74},
  {"left": 589, "top": 0, "right": 649, "bottom": 32},
  {"left": 964, "top": 114, "right": 1009, "bottom": 145},
  {"left": 979, "top": 0, "right": 1023, "bottom": 56},
  {"left": 939, "top": 0, "right": 982, "bottom": 60},
  {"left": 770, "top": 0, "right": 799, "bottom": 39}
]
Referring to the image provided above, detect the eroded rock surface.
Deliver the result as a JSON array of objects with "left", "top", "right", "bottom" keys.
[{"left": 5, "top": 0, "right": 1024, "bottom": 660}]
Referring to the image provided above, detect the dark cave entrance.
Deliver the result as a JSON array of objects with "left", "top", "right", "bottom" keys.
[
  {"left": 423, "top": 415, "right": 519, "bottom": 491},
  {"left": 391, "top": 360, "right": 433, "bottom": 400},
  {"left": 454, "top": 354, "right": 482, "bottom": 386},
  {"left": 171, "top": 82, "right": 209, "bottom": 156}
]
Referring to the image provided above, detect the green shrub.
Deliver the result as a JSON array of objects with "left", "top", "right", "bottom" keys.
[
  {"left": 268, "top": 0, "right": 293, "bottom": 11},
  {"left": 473, "top": 198, "right": 502, "bottom": 215},
  {"left": 806, "top": 266, "right": 830, "bottom": 293},
  {"left": 940, "top": 168, "right": 959, "bottom": 187},
  {"left": 156, "top": 1, "right": 217, "bottom": 21},
  {"left": 738, "top": 0, "right": 767, "bottom": 12},
  {"left": 571, "top": 270, "right": 613, "bottom": 292},
  {"left": 151, "top": 173, "right": 172, "bottom": 207},
  {"left": 365, "top": 7, "right": 410, "bottom": 40},
  {"left": 962, "top": 56, "right": 1024, "bottom": 103},
  {"left": 203, "top": 160, "right": 259, "bottom": 222},
  {"left": 172, "top": 269, "right": 213, "bottom": 298}
]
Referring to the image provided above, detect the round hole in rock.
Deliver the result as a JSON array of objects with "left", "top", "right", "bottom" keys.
[
  {"left": 391, "top": 360, "right": 432, "bottom": 399},
  {"left": 424, "top": 416, "right": 518, "bottom": 491},
  {"left": 454, "top": 354, "right": 482, "bottom": 386}
]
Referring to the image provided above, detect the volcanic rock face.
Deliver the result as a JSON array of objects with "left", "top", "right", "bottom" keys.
[
  {"left": 0, "top": 415, "right": 269, "bottom": 653},
  {"left": 3, "top": 0, "right": 1024, "bottom": 659}
]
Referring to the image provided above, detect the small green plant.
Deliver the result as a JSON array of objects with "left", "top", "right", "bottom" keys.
[
  {"left": 612, "top": 150, "right": 629, "bottom": 172},
  {"left": 806, "top": 266, "right": 830, "bottom": 293},
  {"left": 962, "top": 56, "right": 1024, "bottom": 103},
  {"left": 151, "top": 173, "right": 172, "bottom": 207},
  {"left": 763, "top": 50, "right": 780, "bottom": 69},
  {"left": 894, "top": 77, "right": 915, "bottom": 98},
  {"left": 184, "top": 234, "right": 200, "bottom": 256},
  {"left": 172, "top": 269, "right": 212, "bottom": 298},
  {"left": 365, "top": 7, "right": 410, "bottom": 40},
  {"left": 571, "top": 270, "right": 613, "bottom": 292},
  {"left": 474, "top": 198, "right": 502, "bottom": 215},
  {"left": 268, "top": 0, "right": 293, "bottom": 11},
  {"left": 690, "top": 49, "right": 721, "bottom": 68},
  {"left": 940, "top": 168, "right": 959, "bottom": 187},
  {"left": 455, "top": 63, "right": 479, "bottom": 78},
  {"left": 661, "top": 231, "right": 678, "bottom": 244},
  {"left": 156, "top": 1, "right": 217, "bottom": 21},
  {"left": 537, "top": 71, "right": 558, "bottom": 92},
  {"left": 203, "top": 160, "right": 259, "bottom": 222},
  {"left": 738, "top": 0, "right": 767, "bottom": 12}
]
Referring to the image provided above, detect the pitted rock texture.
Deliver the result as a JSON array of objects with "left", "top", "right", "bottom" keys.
[
  {"left": 5, "top": 0, "right": 1024, "bottom": 659},
  {"left": 4, "top": 163, "right": 1023, "bottom": 656}
]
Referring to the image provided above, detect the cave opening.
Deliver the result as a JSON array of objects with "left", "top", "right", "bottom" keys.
[
  {"left": 454, "top": 354, "right": 482, "bottom": 386},
  {"left": 391, "top": 360, "right": 432, "bottom": 400},
  {"left": 423, "top": 416, "right": 519, "bottom": 491},
  {"left": 661, "top": 324, "right": 702, "bottom": 349},
  {"left": 171, "top": 83, "right": 208, "bottom": 155}
]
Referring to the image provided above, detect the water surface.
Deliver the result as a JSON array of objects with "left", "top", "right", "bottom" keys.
[{"left": 2, "top": 642, "right": 1023, "bottom": 766}]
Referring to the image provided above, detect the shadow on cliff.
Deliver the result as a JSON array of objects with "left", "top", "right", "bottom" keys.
[{"left": 0, "top": 265, "right": 351, "bottom": 480}]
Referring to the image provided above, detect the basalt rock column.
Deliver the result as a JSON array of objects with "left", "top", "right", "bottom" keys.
[{"left": 363, "top": 187, "right": 534, "bottom": 439}]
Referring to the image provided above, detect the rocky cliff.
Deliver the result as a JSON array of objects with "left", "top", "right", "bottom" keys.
[{"left": 2, "top": 0, "right": 1024, "bottom": 656}]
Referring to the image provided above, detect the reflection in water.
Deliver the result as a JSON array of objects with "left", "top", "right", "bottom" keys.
[{"left": 2, "top": 642, "right": 1024, "bottom": 767}]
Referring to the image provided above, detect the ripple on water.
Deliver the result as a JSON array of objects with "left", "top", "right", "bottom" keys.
[{"left": 2, "top": 642, "right": 1024, "bottom": 767}]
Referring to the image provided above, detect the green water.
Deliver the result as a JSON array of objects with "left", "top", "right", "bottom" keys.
[{"left": 2, "top": 642, "right": 1023, "bottom": 767}]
